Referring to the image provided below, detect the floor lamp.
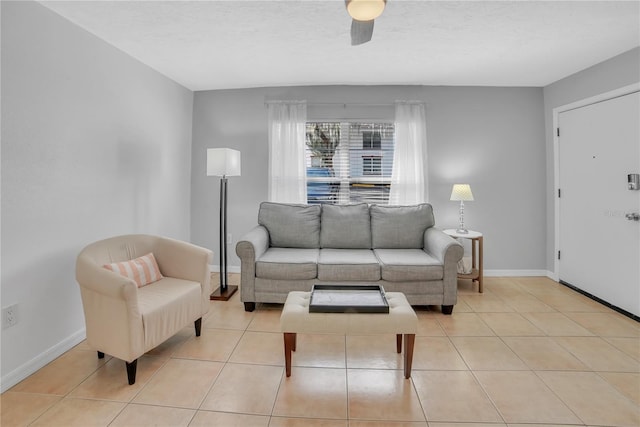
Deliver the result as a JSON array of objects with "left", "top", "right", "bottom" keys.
[{"left": 207, "top": 148, "right": 241, "bottom": 301}]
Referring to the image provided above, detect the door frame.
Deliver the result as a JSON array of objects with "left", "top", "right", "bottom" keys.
[{"left": 552, "top": 82, "right": 640, "bottom": 281}]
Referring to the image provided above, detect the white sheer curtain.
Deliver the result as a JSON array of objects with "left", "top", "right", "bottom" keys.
[
  {"left": 267, "top": 101, "right": 307, "bottom": 203},
  {"left": 389, "top": 101, "right": 427, "bottom": 205}
]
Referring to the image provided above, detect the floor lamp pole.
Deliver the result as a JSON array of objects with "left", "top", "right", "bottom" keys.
[
  {"left": 220, "top": 176, "right": 227, "bottom": 289},
  {"left": 210, "top": 176, "right": 238, "bottom": 300}
]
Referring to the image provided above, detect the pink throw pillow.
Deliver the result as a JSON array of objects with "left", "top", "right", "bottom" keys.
[{"left": 103, "top": 253, "right": 163, "bottom": 287}]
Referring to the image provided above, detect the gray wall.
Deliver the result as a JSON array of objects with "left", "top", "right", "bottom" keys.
[
  {"left": 1, "top": 1, "right": 194, "bottom": 389},
  {"left": 542, "top": 47, "right": 640, "bottom": 272},
  {"left": 191, "top": 86, "right": 546, "bottom": 273}
]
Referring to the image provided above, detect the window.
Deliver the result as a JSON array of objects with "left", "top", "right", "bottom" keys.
[
  {"left": 362, "top": 156, "right": 382, "bottom": 175},
  {"left": 305, "top": 122, "right": 394, "bottom": 205},
  {"left": 362, "top": 131, "right": 382, "bottom": 150}
]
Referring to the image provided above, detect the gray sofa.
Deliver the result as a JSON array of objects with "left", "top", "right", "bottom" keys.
[{"left": 236, "top": 202, "right": 464, "bottom": 314}]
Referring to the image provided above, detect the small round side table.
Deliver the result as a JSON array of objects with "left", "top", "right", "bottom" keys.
[{"left": 443, "top": 229, "right": 484, "bottom": 293}]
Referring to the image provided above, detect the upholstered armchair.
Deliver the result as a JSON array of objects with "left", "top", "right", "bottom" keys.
[{"left": 76, "top": 234, "right": 213, "bottom": 385}]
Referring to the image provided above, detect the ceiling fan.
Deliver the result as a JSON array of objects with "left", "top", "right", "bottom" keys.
[{"left": 346, "top": 0, "right": 387, "bottom": 45}]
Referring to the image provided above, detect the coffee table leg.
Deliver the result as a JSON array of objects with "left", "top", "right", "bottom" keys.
[
  {"left": 396, "top": 334, "right": 402, "bottom": 353},
  {"left": 403, "top": 334, "right": 415, "bottom": 379},
  {"left": 284, "top": 333, "right": 296, "bottom": 377}
]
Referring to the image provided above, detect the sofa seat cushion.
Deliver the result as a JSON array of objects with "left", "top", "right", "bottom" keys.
[
  {"left": 138, "top": 277, "right": 202, "bottom": 351},
  {"left": 320, "top": 203, "right": 371, "bottom": 249},
  {"left": 256, "top": 248, "right": 319, "bottom": 280},
  {"left": 318, "top": 249, "right": 381, "bottom": 281},
  {"left": 374, "top": 249, "right": 443, "bottom": 282}
]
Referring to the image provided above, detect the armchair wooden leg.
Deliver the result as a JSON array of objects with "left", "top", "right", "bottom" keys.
[
  {"left": 194, "top": 317, "right": 202, "bottom": 337},
  {"left": 442, "top": 305, "right": 454, "bottom": 315},
  {"left": 126, "top": 359, "right": 138, "bottom": 385},
  {"left": 244, "top": 302, "right": 256, "bottom": 312},
  {"left": 97, "top": 351, "right": 104, "bottom": 359}
]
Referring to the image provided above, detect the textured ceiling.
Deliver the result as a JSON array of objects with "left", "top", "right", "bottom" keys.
[{"left": 40, "top": 1, "right": 640, "bottom": 91}]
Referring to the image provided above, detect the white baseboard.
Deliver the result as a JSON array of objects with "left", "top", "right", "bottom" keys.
[
  {"left": 1, "top": 328, "right": 86, "bottom": 393},
  {"left": 209, "top": 264, "right": 241, "bottom": 274},
  {"left": 484, "top": 269, "right": 554, "bottom": 278}
]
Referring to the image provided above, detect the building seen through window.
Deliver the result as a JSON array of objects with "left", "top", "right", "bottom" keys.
[{"left": 305, "top": 122, "right": 394, "bottom": 204}]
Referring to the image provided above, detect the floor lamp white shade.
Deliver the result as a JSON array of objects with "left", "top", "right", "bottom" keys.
[
  {"left": 450, "top": 184, "right": 474, "bottom": 234},
  {"left": 207, "top": 148, "right": 241, "bottom": 177},
  {"left": 207, "top": 148, "right": 241, "bottom": 301}
]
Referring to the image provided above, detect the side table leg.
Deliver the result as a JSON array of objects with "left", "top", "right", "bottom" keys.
[
  {"left": 478, "top": 236, "right": 484, "bottom": 293},
  {"left": 403, "top": 334, "right": 415, "bottom": 379},
  {"left": 284, "top": 333, "right": 296, "bottom": 377}
]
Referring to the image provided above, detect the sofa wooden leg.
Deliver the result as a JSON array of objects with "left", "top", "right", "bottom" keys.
[
  {"left": 244, "top": 302, "right": 256, "bottom": 312},
  {"left": 97, "top": 351, "right": 104, "bottom": 359},
  {"left": 442, "top": 305, "right": 454, "bottom": 315},
  {"left": 396, "top": 334, "right": 402, "bottom": 353},
  {"left": 126, "top": 359, "right": 138, "bottom": 385},
  {"left": 194, "top": 317, "right": 202, "bottom": 337}
]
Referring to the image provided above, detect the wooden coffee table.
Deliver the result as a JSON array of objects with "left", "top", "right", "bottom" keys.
[{"left": 279, "top": 291, "right": 418, "bottom": 378}]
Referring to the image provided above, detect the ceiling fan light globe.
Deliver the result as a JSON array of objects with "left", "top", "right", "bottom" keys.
[{"left": 347, "top": 0, "right": 386, "bottom": 21}]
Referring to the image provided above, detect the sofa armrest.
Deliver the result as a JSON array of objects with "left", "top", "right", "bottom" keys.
[
  {"left": 76, "top": 255, "right": 139, "bottom": 300},
  {"left": 423, "top": 228, "right": 463, "bottom": 264},
  {"left": 236, "top": 225, "right": 269, "bottom": 261},
  {"left": 76, "top": 255, "right": 143, "bottom": 360},
  {"left": 424, "top": 228, "right": 464, "bottom": 306},
  {"left": 236, "top": 225, "right": 270, "bottom": 305},
  {"left": 154, "top": 237, "right": 214, "bottom": 306}
]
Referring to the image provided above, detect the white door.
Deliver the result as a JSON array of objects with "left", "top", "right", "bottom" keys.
[{"left": 558, "top": 91, "right": 640, "bottom": 317}]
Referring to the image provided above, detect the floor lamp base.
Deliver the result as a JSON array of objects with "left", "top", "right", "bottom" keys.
[{"left": 210, "top": 285, "right": 238, "bottom": 301}]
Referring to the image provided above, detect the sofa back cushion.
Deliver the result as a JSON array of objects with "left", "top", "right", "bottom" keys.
[
  {"left": 258, "top": 202, "right": 321, "bottom": 248},
  {"left": 320, "top": 203, "right": 371, "bottom": 249},
  {"left": 370, "top": 203, "right": 435, "bottom": 249}
]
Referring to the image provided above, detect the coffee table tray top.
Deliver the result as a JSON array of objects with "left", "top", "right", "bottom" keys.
[{"left": 309, "top": 284, "right": 389, "bottom": 313}]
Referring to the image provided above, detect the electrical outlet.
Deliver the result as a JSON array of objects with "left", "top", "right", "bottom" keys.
[{"left": 2, "top": 304, "right": 18, "bottom": 329}]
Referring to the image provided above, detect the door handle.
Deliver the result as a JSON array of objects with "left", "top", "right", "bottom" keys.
[{"left": 625, "top": 213, "right": 640, "bottom": 221}]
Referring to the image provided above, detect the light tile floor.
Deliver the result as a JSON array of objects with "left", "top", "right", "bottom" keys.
[{"left": 2, "top": 275, "right": 639, "bottom": 426}]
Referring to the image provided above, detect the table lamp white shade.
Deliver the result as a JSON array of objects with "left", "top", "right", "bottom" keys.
[
  {"left": 450, "top": 184, "right": 474, "bottom": 201},
  {"left": 207, "top": 148, "right": 241, "bottom": 177}
]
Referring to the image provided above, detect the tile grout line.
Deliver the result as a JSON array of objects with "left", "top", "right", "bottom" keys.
[
  {"left": 194, "top": 300, "right": 254, "bottom": 416},
  {"left": 344, "top": 334, "right": 350, "bottom": 422}
]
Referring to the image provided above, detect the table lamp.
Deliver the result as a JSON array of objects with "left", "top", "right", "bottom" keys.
[{"left": 450, "top": 184, "right": 474, "bottom": 234}]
